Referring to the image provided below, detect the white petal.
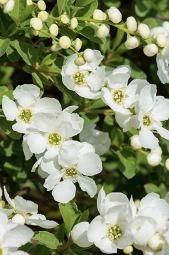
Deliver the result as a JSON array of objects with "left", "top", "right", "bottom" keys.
[
  {"left": 87, "top": 215, "right": 106, "bottom": 243},
  {"left": 71, "top": 222, "right": 93, "bottom": 248},
  {"left": 155, "top": 125, "right": 169, "bottom": 140},
  {"left": 139, "top": 84, "right": 157, "bottom": 112},
  {"left": 26, "top": 133, "right": 47, "bottom": 154},
  {"left": 152, "top": 99, "right": 169, "bottom": 121},
  {"left": 95, "top": 237, "right": 117, "bottom": 254},
  {"left": 86, "top": 67, "right": 105, "bottom": 92},
  {"left": 27, "top": 214, "right": 58, "bottom": 229},
  {"left": 22, "top": 136, "right": 33, "bottom": 160},
  {"left": 32, "top": 113, "right": 57, "bottom": 132},
  {"left": 139, "top": 128, "right": 159, "bottom": 150},
  {"left": 77, "top": 176, "right": 97, "bottom": 197},
  {"left": 12, "top": 122, "right": 29, "bottom": 134},
  {"left": 35, "top": 97, "right": 62, "bottom": 115},
  {"left": 77, "top": 152, "right": 102, "bottom": 176},
  {"left": 97, "top": 188, "right": 106, "bottom": 215},
  {"left": 4, "top": 187, "right": 15, "bottom": 208},
  {"left": 44, "top": 172, "right": 62, "bottom": 191},
  {"left": 2, "top": 96, "right": 18, "bottom": 121},
  {"left": 52, "top": 180, "right": 76, "bottom": 203},
  {"left": 13, "top": 196, "right": 38, "bottom": 214}
]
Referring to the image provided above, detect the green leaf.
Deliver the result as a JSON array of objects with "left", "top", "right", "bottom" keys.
[
  {"left": 33, "top": 231, "right": 59, "bottom": 250},
  {"left": 0, "top": 86, "right": 13, "bottom": 104},
  {"left": 59, "top": 202, "right": 80, "bottom": 233},
  {"left": 57, "top": 0, "right": 69, "bottom": 15},
  {"left": 111, "top": 128, "right": 124, "bottom": 147},
  {"left": 75, "top": 0, "right": 98, "bottom": 18},
  {"left": 113, "top": 30, "right": 125, "bottom": 50},
  {"left": 9, "top": 0, "right": 34, "bottom": 25},
  {"left": 0, "top": 38, "right": 10, "bottom": 57}
]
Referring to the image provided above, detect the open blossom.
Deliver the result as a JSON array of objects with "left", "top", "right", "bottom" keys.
[
  {"left": 2, "top": 84, "right": 62, "bottom": 134},
  {"left": 42, "top": 140, "right": 102, "bottom": 203},
  {"left": 137, "top": 84, "right": 169, "bottom": 149},
  {"left": 79, "top": 123, "right": 111, "bottom": 155},
  {"left": 61, "top": 50, "right": 105, "bottom": 99},
  {"left": 2, "top": 187, "right": 58, "bottom": 229},
  {"left": 0, "top": 211, "right": 33, "bottom": 255},
  {"left": 23, "top": 107, "right": 84, "bottom": 160}
]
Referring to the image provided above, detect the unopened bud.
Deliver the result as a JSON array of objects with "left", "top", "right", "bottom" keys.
[
  {"left": 107, "top": 7, "right": 122, "bottom": 24},
  {"left": 38, "top": 11, "right": 48, "bottom": 21},
  {"left": 143, "top": 44, "right": 158, "bottom": 57},
  {"left": 83, "top": 49, "right": 94, "bottom": 62},
  {"left": 60, "top": 13, "right": 70, "bottom": 24},
  {"left": 138, "top": 23, "right": 150, "bottom": 39},
  {"left": 49, "top": 24, "right": 59, "bottom": 36},
  {"left": 70, "top": 17, "right": 78, "bottom": 29},
  {"left": 97, "top": 24, "right": 110, "bottom": 38},
  {"left": 93, "top": 9, "right": 107, "bottom": 21},
  {"left": 147, "top": 152, "right": 161, "bottom": 166},
  {"left": 156, "top": 34, "right": 167, "bottom": 48},
  {"left": 130, "top": 135, "right": 142, "bottom": 149},
  {"left": 37, "top": 0, "right": 46, "bottom": 11},
  {"left": 73, "top": 38, "right": 82, "bottom": 51},
  {"left": 126, "top": 16, "right": 137, "bottom": 33},
  {"left": 30, "top": 17, "right": 43, "bottom": 31},
  {"left": 125, "top": 36, "right": 139, "bottom": 49},
  {"left": 59, "top": 36, "right": 71, "bottom": 49},
  {"left": 165, "top": 158, "right": 169, "bottom": 170},
  {"left": 123, "top": 246, "right": 133, "bottom": 254}
]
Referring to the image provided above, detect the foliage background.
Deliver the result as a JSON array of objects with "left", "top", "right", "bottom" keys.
[{"left": 0, "top": 0, "right": 169, "bottom": 254}]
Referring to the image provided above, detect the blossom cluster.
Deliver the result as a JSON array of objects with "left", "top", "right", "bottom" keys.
[
  {"left": 61, "top": 49, "right": 169, "bottom": 151},
  {"left": 2, "top": 84, "right": 105, "bottom": 203},
  {"left": 71, "top": 188, "right": 169, "bottom": 255}
]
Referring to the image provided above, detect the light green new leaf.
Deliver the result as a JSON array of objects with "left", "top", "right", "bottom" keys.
[
  {"left": 33, "top": 231, "right": 59, "bottom": 250},
  {"left": 0, "top": 38, "right": 10, "bottom": 57}
]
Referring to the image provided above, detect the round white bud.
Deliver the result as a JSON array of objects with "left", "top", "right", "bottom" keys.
[
  {"left": 3, "top": 0, "right": 14, "bottom": 13},
  {"left": 0, "top": 0, "right": 8, "bottom": 4},
  {"left": 74, "top": 56, "right": 85, "bottom": 66},
  {"left": 156, "top": 34, "right": 167, "bottom": 48},
  {"left": 107, "top": 7, "right": 122, "bottom": 24},
  {"left": 70, "top": 17, "right": 78, "bottom": 29},
  {"left": 59, "top": 36, "right": 71, "bottom": 49},
  {"left": 49, "top": 24, "right": 59, "bottom": 36},
  {"left": 152, "top": 146, "right": 162, "bottom": 156},
  {"left": 147, "top": 152, "right": 161, "bottom": 166},
  {"left": 73, "top": 38, "right": 82, "bottom": 51},
  {"left": 51, "top": 42, "right": 60, "bottom": 52},
  {"left": 97, "top": 24, "right": 110, "bottom": 38},
  {"left": 38, "top": 10, "right": 48, "bottom": 21},
  {"left": 126, "top": 16, "right": 137, "bottom": 33},
  {"left": 138, "top": 23, "right": 150, "bottom": 39},
  {"left": 143, "top": 44, "right": 158, "bottom": 57},
  {"left": 30, "top": 17, "right": 43, "bottom": 31},
  {"left": 37, "top": 0, "right": 46, "bottom": 11},
  {"left": 163, "top": 21, "right": 169, "bottom": 33},
  {"left": 27, "top": 0, "right": 33, "bottom": 5},
  {"left": 12, "top": 214, "right": 26, "bottom": 225},
  {"left": 123, "top": 246, "right": 134, "bottom": 254},
  {"left": 71, "top": 222, "right": 92, "bottom": 248},
  {"left": 148, "top": 234, "right": 164, "bottom": 251},
  {"left": 130, "top": 135, "right": 142, "bottom": 150},
  {"left": 83, "top": 49, "right": 94, "bottom": 62},
  {"left": 60, "top": 13, "right": 70, "bottom": 24},
  {"left": 125, "top": 36, "right": 139, "bottom": 49},
  {"left": 93, "top": 9, "right": 107, "bottom": 21},
  {"left": 165, "top": 158, "right": 169, "bottom": 170}
]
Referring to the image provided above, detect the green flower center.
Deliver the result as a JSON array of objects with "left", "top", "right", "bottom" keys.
[
  {"left": 107, "top": 225, "right": 123, "bottom": 241},
  {"left": 73, "top": 71, "right": 86, "bottom": 85},
  {"left": 112, "top": 89, "right": 125, "bottom": 104},
  {"left": 19, "top": 109, "right": 32, "bottom": 123},
  {"left": 143, "top": 115, "right": 151, "bottom": 126},
  {"left": 48, "top": 132, "right": 62, "bottom": 146},
  {"left": 65, "top": 167, "right": 77, "bottom": 178}
]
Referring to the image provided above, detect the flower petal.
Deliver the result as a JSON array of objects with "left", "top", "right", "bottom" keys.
[
  {"left": 52, "top": 180, "right": 76, "bottom": 203},
  {"left": 2, "top": 96, "right": 18, "bottom": 121},
  {"left": 77, "top": 176, "right": 97, "bottom": 197},
  {"left": 71, "top": 222, "right": 93, "bottom": 248}
]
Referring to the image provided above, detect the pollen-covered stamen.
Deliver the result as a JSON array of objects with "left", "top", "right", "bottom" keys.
[
  {"left": 48, "top": 132, "right": 62, "bottom": 146},
  {"left": 112, "top": 89, "right": 125, "bottom": 104},
  {"left": 107, "top": 225, "right": 123, "bottom": 241},
  {"left": 65, "top": 167, "right": 77, "bottom": 178},
  {"left": 73, "top": 71, "right": 86, "bottom": 85},
  {"left": 143, "top": 115, "right": 152, "bottom": 127},
  {"left": 0, "top": 248, "right": 4, "bottom": 255},
  {"left": 19, "top": 109, "right": 32, "bottom": 123}
]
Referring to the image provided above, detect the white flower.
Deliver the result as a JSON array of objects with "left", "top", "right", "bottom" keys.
[
  {"left": 61, "top": 50, "right": 105, "bottom": 99},
  {"left": 2, "top": 84, "right": 62, "bottom": 134},
  {"left": 137, "top": 84, "right": 169, "bottom": 149},
  {"left": 1, "top": 0, "right": 14, "bottom": 13},
  {"left": 157, "top": 46, "right": 169, "bottom": 84},
  {"left": 23, "top": 107, "right": 83, "bottom": 160},
  {"left": 87, "top": 207, "right": 133, "bottom": 254},
  {"left": 79, "top": 123, "right": 111, "bottom": 155},
  {"left": 0, "top": 212, "right": 33, "bottom": 255},
  {"left": 71, "top": 222, "right": 93, "bottom": 248},
  {"left": 43, "top": 140, "right": 102, "bottom": 203},
  {"left": 2, "top": 187, "right": 58, "bottom": 229}
]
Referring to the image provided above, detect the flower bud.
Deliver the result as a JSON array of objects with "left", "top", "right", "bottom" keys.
[
  {"left": 51, "top": 42, "right": 60, "bottom": 52},
  {"left": 27, "top": 0, "right": 33, "bottom": 5},
  {"left": 38, "top": 10, "right": 48, "bottom": 21},
  {"left": 148, "top": 234, "right": 164, "bottom": 251},
  {"left": 83, "top": 49, "right": 94, "bottom": 62},
  {"left": 60, "top": 13, "right": 70, "bottom": 24},
  {"left": 12, "top": 214, "right": 26, "bottom": 225},
  {"left": 59, "top": 36, "right": 71, "bottom": 49},
  {"left": 156, "top": 34, "right": 167, "bottom": 48},
  {"left": 123, "top": 246, "right": 134, "bottom": 254},
  {"left": 163, "top": 21, "right": 169, "bottom": 33},
  {"left": 71, "top": 222, "right": 92, "bottom": 248},
  {"left": 147, "top": 152, "right": 161, "bottom": 166},
  {"left": 152, "top": 146, "right": 162, "bottom": 156},
  {"left": 138, "top": 23, "right": 150, "bottom": 39},
  {"left": 74, "top": 56, "right": 85, "bottom": 66},
  {"left": 3, "top": 0, "right": 14, "bottom": 13},
  {"left": 107, "top": 7, "right": 122, "bottom": 24},
  {"left": 33, "top": 30, "right": 39, "bottom": 36},
  {"left": 73, "top": 38, "right": 82, "bottom": 51},
  {"left": 125, "top": 36, "right": 139, "bottom": 49},
  {"left": 97, "top": 24, "right": 110, "bottom": 38},
  {"left": 70, "top": 17, "right": 78, "bottom": 29},
  {"left": 126, "top": 16, "right": 137, "bottom": 33},
  {"left": 130, "top": 135, "right": 142, "bottom": 150},
  {"left": 165, "top": 158, "right": 169, "bottom": 170},
  {"left": 93, "top": 9, "right": 107, "bottom": 21},
  {"left": 30, "top": 17, "right": 43, "bottom": 31},
  {"left": 143, "top": 44, "right": 158, "bottom": 57},
  {"left": 49, "top": 24, "right": 59, "bottom": 36},
  {"left": 37, "top": 0, "right": 46, "bottom": 11}
]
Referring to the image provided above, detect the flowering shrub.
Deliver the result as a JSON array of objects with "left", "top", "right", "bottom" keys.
[{"left": 0, "top": 0, "right": 169, "bottom": 254}]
